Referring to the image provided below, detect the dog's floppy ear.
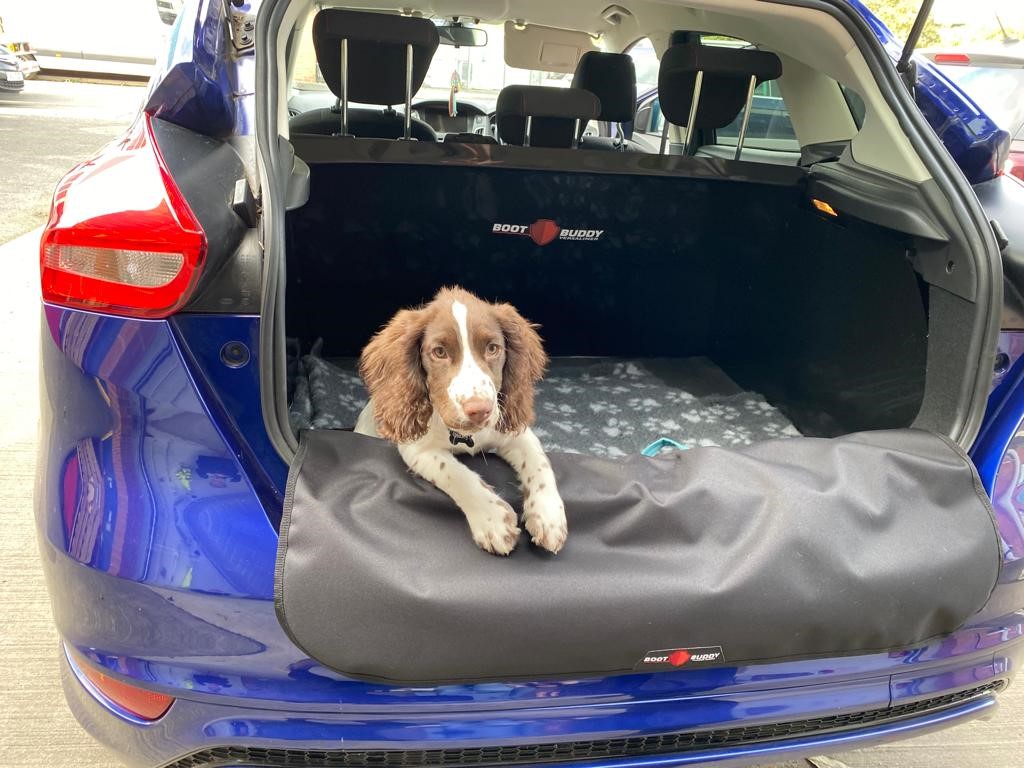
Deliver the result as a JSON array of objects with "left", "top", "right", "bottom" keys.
[
  {"left": 493, "top": 302, "right": 548, "bottom": 435},
  {"left": 359, "top": 308, "right": 433, "bottom": 443}
]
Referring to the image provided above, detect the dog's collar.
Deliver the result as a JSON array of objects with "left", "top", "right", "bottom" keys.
[{"left": 449, "top": 430, "right": 475, "bottom": 448}]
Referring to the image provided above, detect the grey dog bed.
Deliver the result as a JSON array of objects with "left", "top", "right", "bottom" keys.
[{"left": 288, "top": 342, "right": 800, "bottom": 455}]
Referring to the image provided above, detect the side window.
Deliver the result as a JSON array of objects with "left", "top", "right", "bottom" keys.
[
  {"left": 627, "top": 37, "right": 659, "bottom": 94},
  {"left": 293, "top": 20, "right": 324, "bottom": 87},
  {"left": 713, "top": 79, "right": 799, "bottom": 152},
  {"left": 842, "top": 85, "right": 866, "bottom": 130},
  {"left": 629, "top": 95, "right": 666, "bottom": 152},
  {"left": 634, "top": 96, "right": 664, "bottom": 135}
]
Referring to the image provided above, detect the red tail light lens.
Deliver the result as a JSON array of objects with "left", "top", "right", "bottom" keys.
[
  {"left": 40, "top": 114, "right": 207, "bottom": 318},
  {"left": 69, "top": 650, "right": 174, "bottom": 721}
]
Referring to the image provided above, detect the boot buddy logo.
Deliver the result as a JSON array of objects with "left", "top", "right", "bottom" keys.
[
  {"left": 635, "top": 646, "right": 724, "bottom": 669},
  {"left": 492, "top": 219, "right": 604, "bottom": 245}
]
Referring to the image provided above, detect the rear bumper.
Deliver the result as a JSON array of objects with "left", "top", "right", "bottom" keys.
[
  {"left": 47, "top": 534, "right": 1021, "bottom": 768},
  {"left": 60, "top": 644, "right": 1005, "bottom": 768},
  {"left": 44, "top": 535, "right": 1024, "bottom": 768}
]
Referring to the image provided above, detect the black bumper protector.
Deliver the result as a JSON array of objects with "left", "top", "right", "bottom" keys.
[{"left": 275, "top": 428, "right": 999, "bottom": 685}]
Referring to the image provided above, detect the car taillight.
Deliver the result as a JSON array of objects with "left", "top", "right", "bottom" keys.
[
  {"left": 69, "top": 650, "right": 174, "bottom": 721},
  {"left": 933, "top": 53, "right": 971, "bottom": 65},
  {"left": 40, "top": 113, "right": 206, "bottom": 318}
]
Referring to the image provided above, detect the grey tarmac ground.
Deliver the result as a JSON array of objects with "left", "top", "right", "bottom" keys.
[{"left": 0, "top": 78, "right": 1020, "bottom": 768}]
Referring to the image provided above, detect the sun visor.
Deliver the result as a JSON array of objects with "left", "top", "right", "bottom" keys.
[{"left": 503, "top": 21, "right": 600, "bottom": 74}]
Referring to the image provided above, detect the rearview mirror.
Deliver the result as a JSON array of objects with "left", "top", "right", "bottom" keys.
[{"left": 437, "top": 24, "right": 488, "bottom": 47}]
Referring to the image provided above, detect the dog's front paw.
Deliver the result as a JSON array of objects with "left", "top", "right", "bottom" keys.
[
  {"left": 524, "top": 490, "right": 568, "bottom": 554},
  {"left": 468, "top": 499, "right": 521, "bottom": 556}
]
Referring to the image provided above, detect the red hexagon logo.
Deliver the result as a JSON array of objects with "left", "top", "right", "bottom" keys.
[
  {"left": 668, "top": 649, "right": 691, "bottom": 667},
  {"left": 528, "top": 219, "right": 561, "bottom": 246}
]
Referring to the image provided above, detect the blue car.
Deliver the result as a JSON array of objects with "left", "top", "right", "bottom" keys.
[{"left": 36, "top": 1, "right": 1024, "bottom": 767}]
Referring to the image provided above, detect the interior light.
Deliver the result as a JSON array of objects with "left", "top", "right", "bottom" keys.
[{"left": 812, "top": 199, "right": 839, "bottom": 217}]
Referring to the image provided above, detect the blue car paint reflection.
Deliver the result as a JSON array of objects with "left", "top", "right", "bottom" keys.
[{"left": 42, "top": 308, "right": 277, "bottom": 597}]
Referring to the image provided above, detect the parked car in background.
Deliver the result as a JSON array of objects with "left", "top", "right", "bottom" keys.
[
  {"left": 0, "top": 15, "right": 40, "bottom": 79},
  {"left": 154, "top": 0, "right": 183, "bottom": 26},
  {"left": 920, "top": 44, "right": 1024, "bottom": 181},
  {"left": 0, "top": 46, "right": 25, "bottom": 92}
]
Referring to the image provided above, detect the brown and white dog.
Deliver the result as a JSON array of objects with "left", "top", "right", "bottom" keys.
[{"left": 355, "top": 287, "right": 567, "bottom": 555}]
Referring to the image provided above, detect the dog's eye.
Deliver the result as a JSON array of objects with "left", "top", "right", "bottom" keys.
[
  {"left": 431, "top": 346, "right": 448, "bottom": 360},
  {"left": 486, "top": 343, "right": 502, "bottom": 357}
]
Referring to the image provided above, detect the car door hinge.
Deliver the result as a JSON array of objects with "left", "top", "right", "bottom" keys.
[{"left": 226, "top": 2, "right": 256, "bottom": 55}]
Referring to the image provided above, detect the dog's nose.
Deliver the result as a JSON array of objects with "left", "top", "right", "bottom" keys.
[{"left": 463, "top": 397, "right": 493, "bottom": 426}]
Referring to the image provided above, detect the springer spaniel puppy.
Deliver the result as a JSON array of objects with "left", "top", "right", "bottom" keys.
[{"left": 355, "top": 287, "right": 567, "bottom": 556}]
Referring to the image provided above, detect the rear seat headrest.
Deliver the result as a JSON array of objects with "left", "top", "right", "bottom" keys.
[
  {"left": 658, "top": 43, "right": 782, "bottom": 129},
  {"left": 312, "top": 9, "right": 439, "bottom": 106},
  {"left": 496, "top": 85, "right": 601, "bottom": 147},
  {"left": 571, "top": 51, "right": 637, "bottom": 124}
]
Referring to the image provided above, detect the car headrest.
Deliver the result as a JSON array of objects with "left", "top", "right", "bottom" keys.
[
  {"left": 658, "top": 43, "right": 782, "bottom": 129},
  {"left": 571, "top": 51, "right": 637, "bottom": 124},
  {"left": 495, "top": 85, "right": 601, "bottom": 147},
  {"left": 312, "top": 9, "right": 439, "bottom": 106}
]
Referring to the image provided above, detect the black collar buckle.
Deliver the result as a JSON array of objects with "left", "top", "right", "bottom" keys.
[{"left": 449, "top": 430, "right": 475, "bottom": 448}]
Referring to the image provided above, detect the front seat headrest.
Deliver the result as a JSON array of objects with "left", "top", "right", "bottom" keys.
[
  {"left": 658, "top": 42, "right": 782, "bottom": 129},
  {"left": 571, "top": 51, "right": 637, "bottom": 124},
  {"left": 312, "top": 9, "right": 439, "bottom": 106},
  {"left": 495, "top": 85, "right": 601, "bottom": 148}
]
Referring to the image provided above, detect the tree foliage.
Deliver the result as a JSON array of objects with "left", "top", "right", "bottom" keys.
[
  {"left": 868, "top": 0, "right": 1024, "bottom": 48},
  {"left": 869, "top": 0, "right": 942, "bottom": 48}
]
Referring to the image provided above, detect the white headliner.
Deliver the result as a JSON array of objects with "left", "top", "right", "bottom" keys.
[{"left": 276, "top": 0, "right": 930, "bottom": 182}]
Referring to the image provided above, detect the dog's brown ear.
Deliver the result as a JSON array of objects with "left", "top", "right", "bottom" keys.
[
  {"left": 493, "top": 302, "right": 548, "bottom": 435},
  {"left": 359, "top": 308, "right": 433, "bottom": 443}
]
